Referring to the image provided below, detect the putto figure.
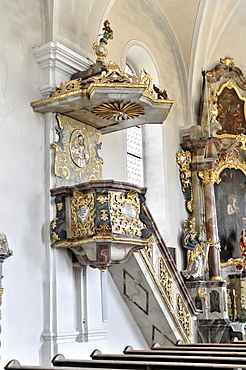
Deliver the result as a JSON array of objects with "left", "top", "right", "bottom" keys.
[{"left": 181, "top": 216, "right": 205, "bottom": 280}]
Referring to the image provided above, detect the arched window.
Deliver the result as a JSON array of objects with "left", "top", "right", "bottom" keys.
[{"left": 124, "top": 63, "right": 143, "bottom": 186}]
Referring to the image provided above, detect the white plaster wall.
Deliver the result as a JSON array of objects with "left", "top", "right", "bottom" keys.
[{"left": 0, "top": 0, "right": 44, "bottom": 366}]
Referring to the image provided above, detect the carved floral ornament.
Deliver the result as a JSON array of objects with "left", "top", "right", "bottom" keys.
[{"left": 176, "top": 150, "right": 193, "bottom": 212}]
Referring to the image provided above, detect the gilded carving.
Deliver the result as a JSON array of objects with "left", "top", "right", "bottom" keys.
[
  {"left": 53, "top": 114, "right": 103, "bottom": 184},
  {"left": 176, "top": 150, "right": 193, "bottom": 212},
  {"left": 52, "top": 79, "right": 84, "bottom": 97},
  {"left": 220, "top": 57, "right": 234, "bottom": 68},
  {"left": 92, "top": 101, "right": 144, "bottom": 123},
  {"left": 70, "top": 191, "right": 96, "bottom": 238},
  {"left": 198, "top": 169, "right": 221, "bottom": 185},
  {"left": 144, "top": 236, "right": 154, "bottom": 262},
  {"left": 159, "top": 257, "right": 174, "bottom": 306},
  {"left": 88, "top": 61, "right": 138, "bottom": 85},
  {"left": 236, "top": 133, "right": 246, "bottom": 150},
  {"left": 227, "top": 291, "right": 233, "bottom": 318},
  {"left": 93, "top": 20, "right": 113, "bottom": 61},
  {"left": 51, "top": 231, "right": 61, "bottom": 241},
  {"left": 51, "top": 218, "right": 58, "bottom": 230},
  {"left": 56, "top": 202, "right": 63, "bottom": 211},
  {"left": 139, "top": 240, "right": 191, "bottom": 342},
  {"left": 176, "top": 293, "right": 191, "bottom": 339},
  {"left": 109, "top": 191, "right": 142, "bottom": 236},
  {"left": 100, "top": 210, "right": 109, "bottom": 221},
  {"left": 139, "top": 69, "right": 155, "bottom": 98},
  {"left": 198, "top": 287, "right": 208, "bottom": 310},
  {"left": 96, "top": 224, "right": 112, "bottom": 235},
  {"left": 241, "top": 281, "right": 246, "bottom": 310},
  {"left": 97, "top": 195, "right": 108, "bottom": 204}
]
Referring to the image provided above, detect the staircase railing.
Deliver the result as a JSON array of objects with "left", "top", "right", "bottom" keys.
[{"left": 139, "top": 203, "right": 197, "bottom": 343}]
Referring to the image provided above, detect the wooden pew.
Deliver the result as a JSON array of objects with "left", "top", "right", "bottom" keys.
[
  {"left": 123, "top": 346, "right": 246, "bottom": 357},
  {"left": 150, "top": 343, "right": 246, "bottom": 352},
  {"left": 175, "top": 341, "right": 246, "bottom": 347},
  {"left": 6, "top": 354, "right": 246, "bottom": 370},
  {"left": 52, "top": 353, "right": 246, "bottom": 369},
  {"left": 88, "top": 348, "right": 246, "bottom": 365}
]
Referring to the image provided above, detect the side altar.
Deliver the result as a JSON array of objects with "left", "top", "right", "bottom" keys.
[{"left": 177, "top": 57, "right": 246, "bottom": 342}]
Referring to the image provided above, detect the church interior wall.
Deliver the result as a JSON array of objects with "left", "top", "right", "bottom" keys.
[
  {"left": 3, "top": 0, "right": 246, "bottom": 367},
  {"left": 0, "top": 0, "right": 190, "bottom": 366}
]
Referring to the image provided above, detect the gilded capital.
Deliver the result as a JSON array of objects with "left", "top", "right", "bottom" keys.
[{"left": 198, "top": 169, "right": 221, "bottom": 185}]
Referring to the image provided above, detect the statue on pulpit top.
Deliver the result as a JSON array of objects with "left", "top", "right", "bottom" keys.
[{"left": 181, "top": 216, "right": 205, "bottom": 280}]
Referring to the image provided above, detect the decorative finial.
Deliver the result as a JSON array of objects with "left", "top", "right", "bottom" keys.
[
  {"left": 93, "top": 20, "right": 114, "bottom": 61},
  {"left": 220, "top": 57, "right": 234, "bottom": 68}
]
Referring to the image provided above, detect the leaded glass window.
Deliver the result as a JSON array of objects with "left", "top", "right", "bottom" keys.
[{"left": 126, "top": 125, "right": 143, "bottom": 186}]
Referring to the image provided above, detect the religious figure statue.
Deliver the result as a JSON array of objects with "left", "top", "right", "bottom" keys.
[
  {"left": 70, "top": 133, "right": 90, "bottom": 168},
  {"left": 237, "top": 228, "right": 246, "bottom": 270},
  {"left": 181, "top": 216, "right": 205, "bottom": 280}
]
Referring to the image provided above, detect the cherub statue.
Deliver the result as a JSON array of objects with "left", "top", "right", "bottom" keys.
[{"left": 181, "top": 216, "right": 205, "bottom": 280}]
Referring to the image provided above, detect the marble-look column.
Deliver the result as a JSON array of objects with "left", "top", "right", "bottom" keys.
[{"left": 199, "top": 170, "right": 222, "bottom": 280}]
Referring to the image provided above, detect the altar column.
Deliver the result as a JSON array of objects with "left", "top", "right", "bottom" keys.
[{"left": 199, "top": 169, "right": 222, "bottom": 280}]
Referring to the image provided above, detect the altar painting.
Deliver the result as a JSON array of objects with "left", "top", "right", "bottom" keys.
[
  {"left": 214, "top": 168, "right": 246, "bottom": 262},
  {"left": 216, "top": 85, "right": 246, "bottom": 135}
]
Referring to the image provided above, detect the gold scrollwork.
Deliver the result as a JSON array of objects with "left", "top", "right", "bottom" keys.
[
  {"left": 97, "top": 195, "right": 108, "bottom": 204},
  {"left": 109, "top": 191, "right": 142, "bottom": 237},
  {"left": 198, "top": 287, "right": 208, "bottom": 310},
  {"left": 53, "top": 115, "right": 103, "bottom": 182},
  {"left": 221, "top": 258, "right": 244, "bottom": 269},
  {"left": 227, "top": 291, "right": 233, "bottom": 318},
  {"left": 51, "top": 218, "right": 58, "bottom": 230},
  {"left": 176, "top": 150, "right": 193, "bottom": 212},
  {"left": 52, "top": 79, "right": 84, "bottom": 97},
  {"left": 88, "top": 61, "right": 139, "bottom": 84},
  {"left": 198, "top": 169, "right": 221, "bottom": 185},
  {"left": 143, "top": 236, "right": 154, "bottom": 262},
  {"left": 70, "top": 191, "right": 96, "bottom": 238},
  {"left": 51, "top": 231, "right": 61, "bottom": 241},
  {"left": 100, "top": 210, "right": 109, "bottom": 221},
  {"left": 207, "top": 240, "right": 221, "bottom": 251},
  {"left": 176, "top": 293, "right": 191, "bottom": 339},
  {"left": 53, "top": 143, "right": 71, "bottom": 180},
  {"left": 56, "top": 202, "right": 63, "bottom": 211},
  {"left": 198, "top": 287, "right": 207, "bottom": 299},
  {"left": 241, "top": 281, "right": 246, "bottom": 310},
  {"left": 159, "top": 257, "right": 174, "bottom": 306},
  {"left": 96, "top": 224, "right": 112, "bottom": 235},
  {"left": 236, "top": 133, "right": 246, "bottom": 150}
]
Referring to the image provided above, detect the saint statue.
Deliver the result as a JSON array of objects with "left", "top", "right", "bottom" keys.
[{"left": 181, "top": 216, "right": 205, "bottom": 280}]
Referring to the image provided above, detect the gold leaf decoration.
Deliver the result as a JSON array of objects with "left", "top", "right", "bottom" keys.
[{"left": 92, "top": 101, "right": 144, "bottom": 122}]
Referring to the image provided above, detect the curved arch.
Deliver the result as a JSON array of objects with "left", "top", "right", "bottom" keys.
[
  {"left": 215, "top": 160, "right": 246, "bottom": 178},
  {"left": 143, "top": 0, "right": 188, "bottom": 123},
  {"left": 121, "top": 40, "right": 160, "bottom": 86}
]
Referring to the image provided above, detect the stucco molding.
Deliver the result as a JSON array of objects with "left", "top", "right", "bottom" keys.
[{"left": 33, "top": 41, "right": 90, "bottom": 98}]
